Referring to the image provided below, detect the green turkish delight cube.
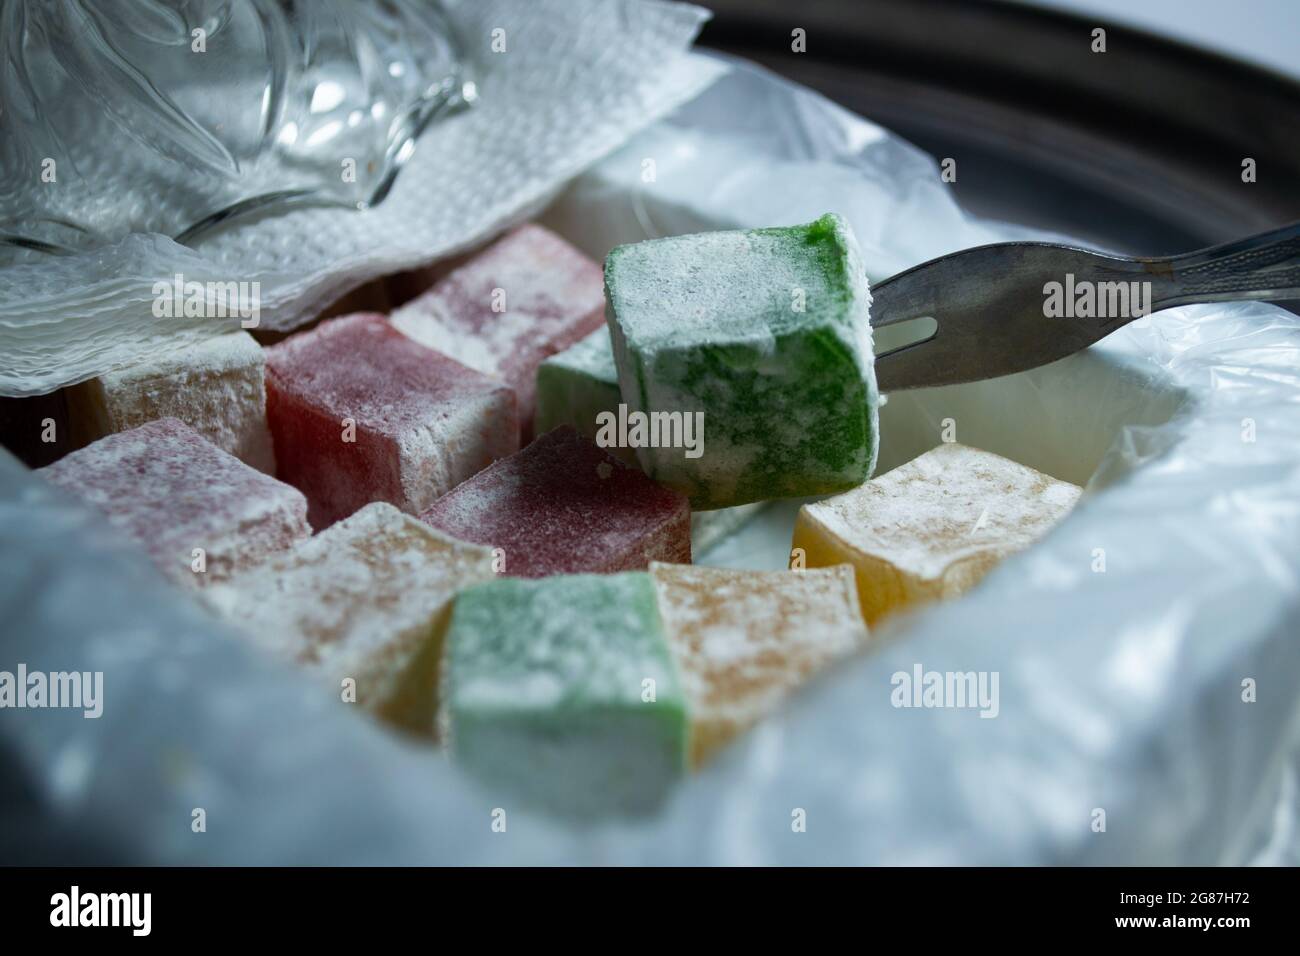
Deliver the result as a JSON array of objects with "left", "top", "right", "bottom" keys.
[
  {"left": 440, "top": 573, "right": 688, "bottom": 816},
  {"left": 533, "top": 326, "right": 631, "bottom": 462},
  {"left": 605, "top": 213, "right": 878, "bottom": 509}
]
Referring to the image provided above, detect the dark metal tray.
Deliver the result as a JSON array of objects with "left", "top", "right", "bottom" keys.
[{"left": 700, "top": 0, "right": 1300, "bottom": 256}]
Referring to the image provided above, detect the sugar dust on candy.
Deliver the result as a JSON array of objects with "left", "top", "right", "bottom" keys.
[
  {"left": 65, "top": 331, "right": 275, "bottom": 473},
  {"left": 605, "top": 213, "right": 879, "bottom": 510},
  {"left": 264, "top": 312, "right": 517, "bottom": 528},
  {"left": 792, "top": 443, "right": 1082, "bottom": 625},
  {"left": 392, "top": 224, "right": 605, "bottom": 442},
  {"left": 204, "top": 502, "right": 496, "bottom": 735},
  {"left": 440, "top": 573, "right": 689, "bottom": 815},
  {"left": 419, "top": 425, "right": 690, "bottom": 577},
  {"left": 38, "top": 418, "right": 309, "bottom": 587},
  {"left": 649, "top": 562, "right": 869, "bottom": 766}
]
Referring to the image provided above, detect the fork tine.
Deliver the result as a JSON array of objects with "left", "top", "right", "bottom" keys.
[
  {"left": 869, "top": 243, "right": 1140, "bottom": 391},
  {"left": 868, "top": 224, "right": 1300, "bottom": 391}
]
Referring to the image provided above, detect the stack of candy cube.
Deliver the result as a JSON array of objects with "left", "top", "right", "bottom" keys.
[
  {"left": 33, "top": 216, "right": 1082, "bottom": 817},
  {"left": 391, "top": 223, "right": 607, "bottom": 442},
  {"left": 535, "top": 325, "right": 768, "bottom": 555},
  {"left": 438, "top": 564, "right": 868, "bottom": 814}
]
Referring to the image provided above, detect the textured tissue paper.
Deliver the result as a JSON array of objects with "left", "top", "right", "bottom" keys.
[{"left": 0, "top": 0, "right": 724, "bottom": 396}]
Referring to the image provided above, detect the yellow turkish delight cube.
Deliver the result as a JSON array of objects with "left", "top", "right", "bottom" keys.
[
  {"left": 792, "top": 443, "right": 1080, "bottom": 626},
  {"left": 649, "top": 562, "right": 869, "bottom": 766}
]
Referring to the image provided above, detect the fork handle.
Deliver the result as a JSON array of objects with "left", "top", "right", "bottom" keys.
[{"left": 1145, "top": 221, "right": 1300, "bottom": 308}]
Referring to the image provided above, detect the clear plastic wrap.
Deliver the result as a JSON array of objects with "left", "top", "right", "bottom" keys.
[{"left": 2, "top": 55, "right": 1298, "bottom": 865}]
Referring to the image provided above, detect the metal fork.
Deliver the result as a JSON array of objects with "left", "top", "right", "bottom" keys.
[{"left": 870, "top": 221, "right": 1300, "bottom": 391}]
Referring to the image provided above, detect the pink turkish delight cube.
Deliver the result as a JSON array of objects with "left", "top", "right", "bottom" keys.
[
  {"left": 265, "top": 312, "right": 517, "bottom": 528},
  {"left": 419, "top": 425, "right": 691, "bottom": 577},
  {"left": 391, "top": 224, "right": 606, "bottom": 442},
  {"left": 38, "top": 417, "right": 309, "bottom": 586}
]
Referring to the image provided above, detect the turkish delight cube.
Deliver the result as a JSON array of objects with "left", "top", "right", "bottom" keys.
[
  {"left": 391, "top": 224, "right": 605, "bottom": 442},
  {"left": 649, "top": 562, "right": 869, "bottom": 766},
  {"left": 264, "top": 313, "right": 517, "bottom": 529},
  {"left": 204, "top": 502, "right": 496, "bottom": 735},
  {"left": 533, "top": 326, "right": 633, "bottom": 463},
  {"left": 440, "top": 573, "right": 688, "bottom": 815},
  {"left": 792, "top": 443, "right": 1082, "bottom": 626},
  {"left": 419, "top": 425, "right": 690, "bottom": 577},
  {"left": 536, "top": 327, "right": 767, "bottom": 551},
  {"left": 66, "top": 331, "right": 275, "bottom": 472},
  {"left": 38, "top": 417, "right": 309, "bottom": 586},
  {"left": 605, "top": 213, "right": 878, "bottom": 509}
]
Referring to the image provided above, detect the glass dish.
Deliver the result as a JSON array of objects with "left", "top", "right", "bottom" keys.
[{"left": 0, "top": 0, "right": 473, "bottom": 260}]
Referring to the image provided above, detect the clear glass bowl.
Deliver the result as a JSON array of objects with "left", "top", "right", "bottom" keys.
[{"left": 0, "top": 0, "right": 473, "bottom": 260}]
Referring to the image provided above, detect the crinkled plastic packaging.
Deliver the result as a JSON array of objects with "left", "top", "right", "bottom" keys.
[{"left": 2, "top": 56, "right": 1298, "bottom": 864}]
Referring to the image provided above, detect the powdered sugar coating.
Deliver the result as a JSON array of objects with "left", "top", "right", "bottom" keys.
[
  {"left": 802, "top": 443, "right": 1081, "bottom": 581},
  {"left": 541, "top": 324, "right": 619, "bottom": 380},
  {"left": 533, "top": 325, "right": 629, "bottom": 460},
  {"left": 68, "top": 331, "right": 275, "bottom": 473},
  {"left": 605, "top": 213, "right": 878, "bottom": 509},
  {"left": 649, "top": 562, "right": 868, "bottom": 766},
  {"left": 609, "top": 221, "right": 860, "bottom": 349},
  {"left": 203, "top": 502, "right": 495, "bottom": 734},
  {"left": 446, "top": 573, "right": 680, "bottom": 712},
  {"left": 265, "top": 312, "right": 517, "bottom": 528},
  {"left": 391, "top": 224, "right": 606, "bottom": 441},
  {"left": 419, "top": 425, "right": 690, "bottom": 577},
  {"left": 441, "top": 572, "right": 687, "bottom": 815},
  {"left": 537, "top": 326, "right": 768, "bottom": 549},
  {"left": 38, "top": 417, "right": 308, "bottom": 586}
]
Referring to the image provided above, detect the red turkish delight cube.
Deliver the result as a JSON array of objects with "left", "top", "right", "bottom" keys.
[
  {"left": 265, "top": 312, "right": 517, "bottom": 528},
  {"left": 38, "top": 417, "right": 309, "bottom": 586},
  {"left": 419, "top": 426, "right": 691, "bottom": 577},
  {"left": 391, "top": 225, "right": 605, "bottom": 442}
]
